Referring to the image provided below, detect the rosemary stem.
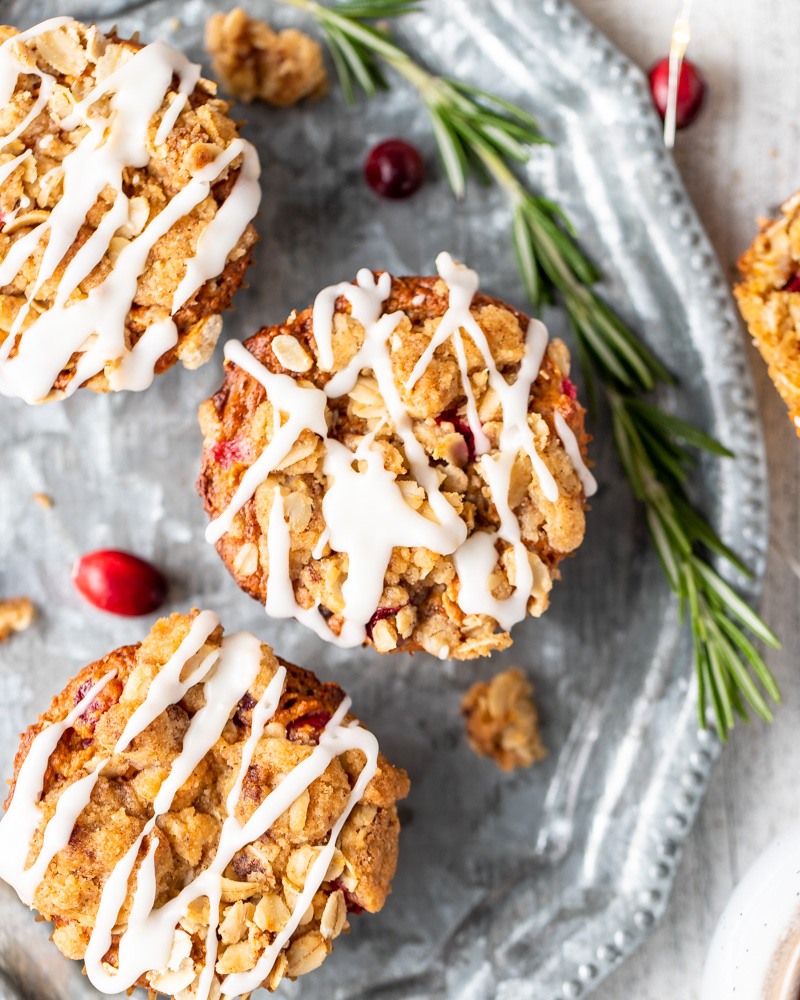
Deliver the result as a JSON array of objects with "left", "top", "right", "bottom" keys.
[{"left": 266, "top": 0, "right": 781, "bottom": 738}]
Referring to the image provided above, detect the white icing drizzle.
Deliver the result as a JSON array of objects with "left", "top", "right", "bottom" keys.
[
  {"left": 0, "top": 669, "right": 116, "bottom": 904},
  {"left": 555, "top": 410, "right": 598, "bottom": 497},
  {"left": 0, "top": 612, "right": 379, "bottom": 1000},
  {"left": 0, "top": 21, "right": 261, "bottom": 403},
  {"left": 0, "top": 149, "right": 32, "bottom": 187},
  {"left": 207, "top": 253, "right": 592, "bottom": 645}
]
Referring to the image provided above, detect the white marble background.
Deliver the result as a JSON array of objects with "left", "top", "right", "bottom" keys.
[{"left": 570, "top": 1, "right": 800, "bottom": 996}]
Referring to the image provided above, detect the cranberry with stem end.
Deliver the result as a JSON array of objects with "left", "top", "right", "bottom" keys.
[
  {"left": 72, "top": 549, "right": 168, "bottom": 617},
  {"left": 364, "top": 139, "right": 425, "bottom": 200},
  {"left": 649, "top": 57, "right": 706, "bottom": 130}
]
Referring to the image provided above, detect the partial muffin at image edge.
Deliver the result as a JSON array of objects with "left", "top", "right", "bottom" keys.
[
  {"left": 197, "top": 253, "right": 596, "bottom": 660},
  {"left": 0, "top": 18, "right": 260, "bottom": 404},
  {"left": 736, "top": 189, "right": 800, "bottom": 434},
  {"left": 0, "top": 610, "right": 409, "bottom": 996}
]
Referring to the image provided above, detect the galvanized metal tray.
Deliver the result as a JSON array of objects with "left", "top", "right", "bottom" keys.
[{"left": 0, "top": 0, "right": 768, "bottom": 998}]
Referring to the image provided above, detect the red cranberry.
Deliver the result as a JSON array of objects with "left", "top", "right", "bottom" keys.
[
  {"left": 211, "top": 435, "right": 252, "bottom": 470},
  {"left": 436, "top": 408, "right": 477, "bottom": 464},
  {"left": 233, "top": 692, "right": 257, "bottom": 727},
  {"left": 649, "top": 57, "right": 706, "bottom": 129},
  {"left": 364, "top": 139, "right": 425, "bottom": 200},
  {"left": 365, "top": 605, "right": 407, "bottom": 641},
  {"left": 72, "top": 550, "right": 167, "bottom": 617},
  {"left": 287, "top": 712, "right": 331, "bottom": 743},
  {"left": 561, "top": 378, "right": 577, "bottom": 400},
  {"left": 783, "top": 273, "right": 800, "bottom": 293}
]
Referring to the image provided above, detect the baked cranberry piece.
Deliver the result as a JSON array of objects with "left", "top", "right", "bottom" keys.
[
  {"left": 436, "top": 408, "right": 476, "bottom": 464},
  {"left": 783, "top": 273, "right": 800, "bottom": 293},
  {"left": 287, "top": 712, "right": 331, "bottom": 744}
]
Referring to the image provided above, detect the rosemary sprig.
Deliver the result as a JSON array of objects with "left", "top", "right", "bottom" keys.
[{"left": 273, "top": 0, "right": 780, "bottom": 739}]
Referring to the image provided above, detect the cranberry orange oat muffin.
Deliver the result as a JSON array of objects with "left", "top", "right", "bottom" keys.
[
  {"left": 198, "top": 253, "right": 596, "bottom": 659},
  {"left": 0, "top": 610, "right": 409, "bottom": 996},
  {"left": 0, "top": 19, "right": 260, "bottom": 404},
  {"left": 735, "top": 190, "right": 800, "bottom": 434}
]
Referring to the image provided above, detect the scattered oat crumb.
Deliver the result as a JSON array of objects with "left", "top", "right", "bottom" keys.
[
  {"left": 0, "top": 598, "right": 35, "bottom": 644},
  {"left": 168, "top": 16, "right": 181, "bottom": 31},
  {"left": 461, "top": 667, "right": 546, "bottom": 772},
  {"left": 205, "top": 7, "right": 328, "bottom": 106},
  {"left": 32, "top": 492, "right": 53, "bottom": 508}
]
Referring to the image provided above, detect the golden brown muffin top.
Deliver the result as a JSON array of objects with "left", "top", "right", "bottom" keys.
[
  {"left": 3, "top": 610, "right": 409, "bottom": 996},
  {"left": 0, "top": 19, "right": 259, "bottom": 402},
  {"left": 198, "top": 259, "right": 593, "bottom": 659}
]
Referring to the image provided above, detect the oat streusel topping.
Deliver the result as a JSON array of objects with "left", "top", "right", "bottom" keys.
[
  {"left": 0, "top": 19, "right": 260, "bottom": 403},
  {"left": 0, "top": 595, "right": 34, "bottom": 642},
  {"left": 206, "top": 8, "right": 328, "bottom": 106},
  {"left": 197, "top": 255, "right": 594, "bottom": 660},
  {"left": 736, "top": 190, "right": 800, "bottom": 434},
  {"left": 0, "top": 611, "right": 408, "bottom": 996},
  {"left": 461, "top": 667, "right": 546, "bottom": 772}
]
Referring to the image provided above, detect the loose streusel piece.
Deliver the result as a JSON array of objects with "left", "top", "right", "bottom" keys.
[
  {"left": 197, "top": 254, "right": 595, "bottom": 660},
  {"left": 461, "top": 667, "right": 546, "bottom": 772},
  {"left": 0, "top": 19, "right": 260, "bottom": 403},
  {"left": 0, "top": 596, "right": 34, "bottom": 642},
  {"left": 736, "top": 190, "right": 800, "bottom": 433},
  {"left": 0, "top": 610, "right": 409, "bottom": 997},
  {"left": 205, "top": 8, "right": 328, "bottom": 106}
]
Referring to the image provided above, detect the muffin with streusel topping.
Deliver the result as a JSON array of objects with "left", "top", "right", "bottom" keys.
[
  {"left": 735, "top": 190, "right": 800, "bottom": 434},
  {"left": 0, "top": 610, "right": 409, "bottom": 996},
  {"left": 197, "top": 254, "right": 594, "bottom": 659},
  {"left": 0, "top": 18, "right": 260, "bottom": 404}
]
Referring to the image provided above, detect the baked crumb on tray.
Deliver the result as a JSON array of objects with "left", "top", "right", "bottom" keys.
[
  {"left": 462, "top": 667, "right": 546, "bottom": 772},
  {"left": 206, "top": 7, "right": 327, "bottom": 106}
]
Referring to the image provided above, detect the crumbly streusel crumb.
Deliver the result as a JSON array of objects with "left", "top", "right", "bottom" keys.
[
  {"left": 461, "top": 667, "right": 546, "bottom": 772},
  {"left": 736, "top": 189, "right": 800, "bottom": 434},
  {"left": 205, "top": 8, "right": 327, "bottom": 106},
  {"left": 0, "top": 596, "right": 34, "bottom": 643},
  {"left": 6, "top": 611, "right": 409, "bottom": 994}
]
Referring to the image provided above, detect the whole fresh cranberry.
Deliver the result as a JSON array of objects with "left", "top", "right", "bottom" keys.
[
  {"left": 364, "top": 139, "right": 425, "bottom": 200},
  {"left": 649, "top": 57, "right": 706, "bottom": 129},
  {"left": 72, "top": 549, "right": 167, "bottom": 616}
]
